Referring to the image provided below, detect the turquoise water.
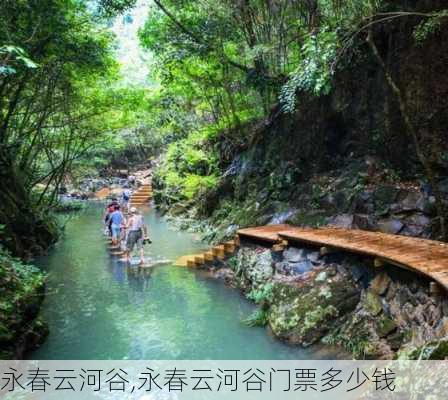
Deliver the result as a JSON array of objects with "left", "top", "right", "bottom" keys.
[{"left": 31, "top": 204, "right": 339, "bottom": 360}]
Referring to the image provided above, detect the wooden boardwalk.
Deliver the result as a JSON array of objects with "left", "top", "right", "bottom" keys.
[{"left": 237, "top": 224, "right": 448, "bottom": 289}]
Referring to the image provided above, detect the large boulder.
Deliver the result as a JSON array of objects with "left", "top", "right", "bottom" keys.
[
  {"left": 235, "top": 247, "right": 274, "bottom": 289},
  {"left": 267, "top": 267, "right": 360, "bottom": 346}
]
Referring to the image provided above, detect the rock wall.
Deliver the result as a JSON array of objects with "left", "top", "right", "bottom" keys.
[
  {"left": 210, "top": 242, "right": 448, "bottom": 359},
  {"left": 189, "top": 4, "right": 448, "bottom": 243}
]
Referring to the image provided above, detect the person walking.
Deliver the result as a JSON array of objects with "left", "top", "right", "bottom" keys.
[
  {"left": 122, "top": 207, "right": 148, "bottom": 265},
  {"left": 110, "top": 205, "right": 125, "bottom": 246},
  {"left": 121, "top": 188, "right": 131, "bottom": 211}
]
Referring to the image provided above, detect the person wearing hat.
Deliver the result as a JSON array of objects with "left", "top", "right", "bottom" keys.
[{"left": 122, "top": 207, "right": 148, "bottom": 264}]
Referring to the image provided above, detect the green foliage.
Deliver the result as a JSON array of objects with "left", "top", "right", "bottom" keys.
[
  {"left": 155, "top": 129, "right": 220, "bottom": 202},
  {"left": 242, "top": 308, "right": 269, "bottom": 327},
  {"left": 413, "top": 11, "right": 448, "bottom": 44},
  {"left": 247, "top": 282, "right": 274, "bottom": 304},
  {"left": 0, "top": 45, "right": 38, "bottom": 75},
  {"left": 0, "top": 245, "right": 44, "bottom": 296},
  {"left": 280, "top": 29, "right": 338, "bottom": 113}
]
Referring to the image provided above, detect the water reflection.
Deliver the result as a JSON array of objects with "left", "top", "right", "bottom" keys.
[{"left": 32, "top": 203, "right": 342, "bottom": 360}]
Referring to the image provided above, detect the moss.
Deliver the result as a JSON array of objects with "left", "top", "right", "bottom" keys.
[
  {"left": 401, "top": 339, "right": 448, "bottom": 360},
  {"left": 376, "top": 316, "right": 397, "bottom": 337},
  {"left": 267, "top": 278, "right": 359, "bottom": 345},
  {"left": 246, "top": 282, "right": 274, "bottom": 304},
  {"left": 364, "top": 290, "right": 383, "bottom": 316},
  {"left": 286, "top": 210, "right": 329, "bottom": 227}
]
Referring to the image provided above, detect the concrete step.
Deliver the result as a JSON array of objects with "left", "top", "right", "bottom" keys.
[
  {"left": 212, "top": 245, "right": 225, "bottom": 259},
  {"left": 194, "top": 255, "right": 205, "bottom": 265},
  {"left": 224, "top": 240, "right": 237, "bottom": 253},
  {"left": 187, "top": 258, "right": 197, "bottom": 268},
  {"left": 204, "top": 251, "right": 215, "bottom": 262}
]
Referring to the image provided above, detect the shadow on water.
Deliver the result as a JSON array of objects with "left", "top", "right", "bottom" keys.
[{"left": 31, "top": 203, "right": 344, "bottom": 360}]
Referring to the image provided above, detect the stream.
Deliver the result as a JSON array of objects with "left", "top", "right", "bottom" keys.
[{"left": 31, "top": 203, "right": 340, "bottom": 360}]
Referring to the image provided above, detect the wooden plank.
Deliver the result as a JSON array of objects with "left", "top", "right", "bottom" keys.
[
  {"left": 237, "top": 224, "right": 292, "bottom": 243},
  {"left": 277, "top": 227, "right": 448, "bottom": 288}
]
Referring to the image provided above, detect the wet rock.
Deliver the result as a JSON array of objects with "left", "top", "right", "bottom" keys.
[
  {"left": 282, "top": 247, "right": 306, "bottom": 263},
  {"left": 370, "top": 272, "right": 391, "bottom": 296},
  {"left": 275, "top": 260, "right": 314, "bottom": 276},
  {"left": 416, "top": 290, "right": 428, "bottom": 304},
  {"left": 327, "top": 214, "right": 354, "bottom": 228},
  {"left": 349, "top": 264, "right": 367, "bottom": 283},
  {"left": 307, "top": 251, "right": 320, "bottom": 264},
  {"left": 377, "top": 218, "right": 404, "bottom": 234},
  {"left": 289, "top": 260, "right": 314, "bottom": 275},
  {"left": 402, "top": 303, "right": 415, "bottom": 323},
  {"left": 269, "top": 209, "right": 297, "bottom": 224},
  {"left": 373, "top": 185, "right": 399, "bottom": 211},
  {"left": 213, "top": 268, "right": 236, "bottom": 285},
  {"left": 425, "top": 304, "right": 442, "bottom": 326},
  {"left": 385, "top": 281, "right": 397, "bottom": 301},
  {"left": 399, "top": 191, "right": 425, "bottom": 211},
  {"left": 397, "top": 287, "right": 412, "bottom": 304},
  {"left": 400, "top": 213, "right": 431, "bottom": 237},
  {"left": 267, "top": 273, "right": 360, "bottom": 346},
  {"left": 321, "top": 191, "right": 349, "bottom": 212},
  {"left": 435, "top": 317, "right": 448, "bottom": 338},
  {"left": 409, "top": 281, "right": 420, "bottom": 294},
  {"left": 352, "top": 191, "right": 374, "bottom": 214},
  {"left": 353, "top": 214, "right": 376, "bottom": 230},
  {"left": 387, "top": 330, "right": 406, "bottom": 350},
  {"left": 237, "top": 248, "right": 274, "bottom": 286},
  {"left": 442, "top": 300, "right": 448, "bottom": 316},
  {"left": 377, "top": 316, "right": 397, "bottom": 337},
  {"left": 364, "top": 290, "right": 383, "bottom": 316}
]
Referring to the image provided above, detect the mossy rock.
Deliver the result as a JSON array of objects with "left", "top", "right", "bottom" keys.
[
  {"left": 267, "top": 274, "right": 360, "bottom": 346},
  {"left": 376, "top": 315, "right": 397, "bottom": 337},
  {"left": 402, "top": 339, "right": 448, "bottom": 360},
  {"left": 364, "top": 290, "right": 383, "bottom": 316}
]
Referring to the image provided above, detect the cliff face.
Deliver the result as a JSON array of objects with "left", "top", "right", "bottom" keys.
[
  {"left": 237, "top": 14, "right": 447, "bottom": 180},
  {"left": 187, "top": 7, "right": 448, "bottom": 242}
]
